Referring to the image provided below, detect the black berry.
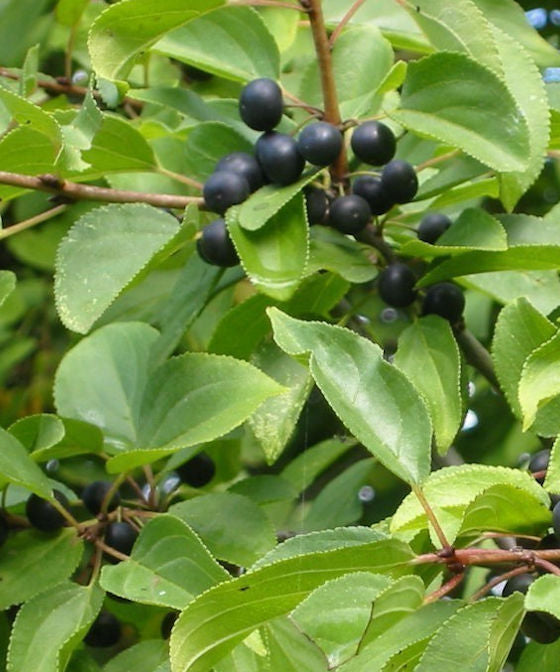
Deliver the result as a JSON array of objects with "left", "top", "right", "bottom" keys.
[
  {"left": 182, "top": 65, "right": 213, "bottom": 82},
  {"left": 422, "top": 283, "right": 465, "bottom": 323},
  {"left": 84, "top": 611, "right": 121, "bottom": 647},
  {"left": 239, "top": 78, "right": 283, "bottom": 131},
  {"left": 26, "top": 490, "right": 69, "bottom": 532},
  {"left": 305, "top": 187, "right": 329, "bottom": 225},
  {"left": 381, "top": 160, "right": 418, "bottom": 203},
  {"left": 529, "top": 448, "right": 550, "bottom": 483},
  {"left": 177, "top": 452, "right": 216, "bottom": 488},
  {"left": 418, "top": 213, "right": 452, "bottom": 244},
  {"left": 215, "top": 152, "right": 264, "bottom": 193},
  {"left": 256, "top": 132, "right": 305, "bottom": 186},
  {"left": 351, "top": 121, "right": 396, "bottom": 166},
  {"left": 82, "top": 481, "right": 120, "bottom": 516},
  {"left": 521, "top": 611, "right": 560, "bottom": 644},
  {"left": 161, "top": 612, "right": 178, "bottom": 639},
  {"left": 197, "top": 219, "right": 239, "bottom": 268},
  {"left": 297, "top": 122, "right": 343, "bottom": 167},
  {"left": 502, "top": 573, "right": 535, "bottom": 597},
  {"left": 104, "top": 521, "right": 138, "bottom": 562},
  {"left": 328, "top": 195, "right": 371, "bottom": 235},
  {"left": 378, "top": 263, "right": 417, "bottom": 308},
  {"left": 352, "top": 176, "right": 393, "bottom": 216},
  {"left": 203, "top": 171, "right": 250, "bottom": 215}
]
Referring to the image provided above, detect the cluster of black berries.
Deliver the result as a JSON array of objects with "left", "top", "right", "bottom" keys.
[
  {"left": 376, "top": 211, "right": 464, "bottom": 323},
  {"left": 197, "top": 77, "right": 420, "bottom": 267}
]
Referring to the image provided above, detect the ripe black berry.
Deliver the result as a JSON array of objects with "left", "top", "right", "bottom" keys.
[
  {"left": 161, "top": 612, "right": 178, "bottom": 639},
  {"left": 297, "top": 122, "right": 343, "bottom": 167},
  {"left": 381, "top": 160, "right": 418, "bottom": 203},
  {"left": 378, "top": 263, "right": 417, "bottom": 308},
  {"left": 203, "top": 171, "right": 250, "bottom": 215},
  {"left": 351, "top": 121, "right": 396, "bottom": 166},
  {"left": 328, "top": 195, "right": 371, "bottom": 235},
  {"left": 521, "top": 611, "right": 560, "bottom": 644},
  {"left": 26, "top": 490, "right": 69, "bottom": 532},
  {"left": 215, "top": 152, "right": 264, "bottom": 193},
  {"left": 84, "top": 611, "right": 121, "bottom": 647},
  {"left": 256, "top": 132, "right": 305, "bottom": 186},
  {"left": 529, "top": 449, "right": 550, "bottom": 483},
  {"left": 82, "top": 481, "right": 120, "bottom": 516},
  {"left": 177, "top": 452, "right": 216, "bottom": 488},
  {"left": 422, "top": 283, "right": 465, "bottom": 323},
  {"left": 239, "top": 78, "right": 283, "bottom": 131},
  {"left": 305, "top": 187, "right": 329, "bottom": 225},
  {"left": 352, "top": 176, "right": 393, "bottom": 216},
  {"left": 104, "top": 521, "right": 138, "bottom": 562},
  {"left": 197, "top": 219, "right": 239, "bottom": 268},
  {"left": 418, "top": 212, "right": 452, "bottom": 244},
  {"left": 502, "top": 573, "right": 534, "bottom": 597}
]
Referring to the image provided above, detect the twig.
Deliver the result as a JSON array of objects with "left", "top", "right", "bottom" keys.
[
  {"left": 282, "top": 88, "right": 322, "bottom": 116},
  {"left": 535, "top": 557, "right": 560, "bottom": 576},
  {"left": 328, "top": 0, "right": 367, "bottom": 47},
  {"left": 51, "top": 497, "right": 81, "bottom": 530},
  {"left": 0, "top": 171, "right": 204, "bottom": 209},
  {"left": 356, "top": 223, "right": 396, "bottom": 263},
  {"left": 424, "top": 572, "right": 464, "bottom": 603},
  {"left": 412, "top": 484, "right": 451, "bottom": 550},
  {"left": 453, "top": 326, "right": 501, "bottom": 391},
  {"left": 143, "top": 465, "right": 158, "bottom": 509},
  {"left": 95, "top": 538, "right": 130, "bottom": 563},
  {"left": 469, "top": 565, "right": 531, "bottom": 602},
  {"left": 157, "top": 166, "right": 203, "bottom": 190},
  {"left": 416, "top": 150, "right": 460, "bottom": 172},
  {"left": 0, "top": 204, "right": 67, "bottom": 240}
]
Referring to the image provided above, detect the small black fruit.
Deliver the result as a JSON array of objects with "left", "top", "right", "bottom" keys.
[
  {"left": 26, "top": 490, "right": 69, "bottom": 532},
  {"left": 418, "top": 212, "right": 452, "bottom": 244},
  {"left": 297, "top": 122, "right": 343, "bottom": 166},
  {"left": 378, "top": 263, "right": 417, "bottom": 308},
  {"left": 352, "top": 176, "right": 393, "bottom": 216},
  {"left": 256, "top": 132, "right": 305, "bottom": 186},
  {"left": 177, "top": 452, "right": 216, "bottom": 488},
  {"left": 203, "top": 171, "right": 250, "bottom": 215},
  {"left": 529, "top": 448, "right": 550, "bottom": 483},
  {"left": 502, "top": 573, "right": 535, "bottom": 597},
  {"left": 381, "top": 160, "right": 418, "bottom": 203},
  {"left": 104, "top": 521, "right": 138, "bottom": 562},
  {"left": 239, "top": 78, "right": 283, "bottom": 131},
  {"left": 82, "top": 481, "right": 120, "bottom": 516},
  {"left": 215, "top": 152, "right": 264, "bottom": 193},
  {"left": 305, "top": 187, "right": 329, "bottom": 225},
  {"left": 521, "top": 611, "right": 560, "bottom": 644},
  {"left": 328, "top": 195, "right": 371, "bottom": 235},
  {"left": 84, "top": 611, "right": 121, "bottom": 647},
  {"left": 422, "top": 283, "right": 465, "bottom": 323},
  {"left": 161, "top": 612, "right": 178, "bottom": 639},
  {"left": 197, "top": 219, "right": 239, "bottom": 267},
  {"left": 351, "top": 121, "right": 396, "bottom": 166}
]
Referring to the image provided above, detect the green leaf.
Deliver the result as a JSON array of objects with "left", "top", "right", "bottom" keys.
[
  {"left": 544, "top": 437, "right": 560, "bottom": 494},
  {"left": 169, "top": 538, "right": 414, "bottom": 672},
  {"left": 33, "top": 418, "right": 103, "bottom": 462},
  {"left": 88, "top": 0, "right": 225, "bottom": 83},
  {"left": 249, "top": 342, "right": 312, "bottom": 464},
  {"left": 0, "top": 426, "right": 52, "bottom": 498},
  {"left": 55, "top": 204, "right": 184, "bottom": 333},
  {"left": 494, "top": 28, "right": 550, "bottom": 211},
  {"left": 228, "top": 195, "right": 309, "bottom": 302},
  {"left": 19, "top": 44, "right": 39, "bottom": 98},
  {"left": 390, "top": 53, "right": 530, "bottom": 172},
  {"left": 236, "top": 173, "right": 318, "bottom": 232},
  {"left": 56, "top": 0, "right": 89, "bottom": 26},
  {"left": 307, "top": 227, "right": 378, "bottom": 283},
  {"left": 517, "top": 639, "right": 560, "bottom": 672},
  {"left": 292, "top": 573, "right": 392, "bottom": 666},
  {"left": 263, "top": 618, "right": 328, "bottom": 672},
  {"left": 0, "top": 528, "right": 83, "bottom": 610},
  {"left": 0, "top": 86, "right": 62, "bottom": 153},
  {"left": 154, "top": 6, "right": 279, "bottom": 82},
  {"left": 8, "top": 414, "right": 65, "bottom": 456},
  {"left": 170, "top": 493, "right": 276, "bottom": 566},
  {"left": 103, "top": 640, "right": 169, "bottom": 672},
  {"left": 400, "top": 208, "right": 507, "bottom": 258},
  {"left": 0, "top": 128, "right": 57, "bottom": 201},
  {"left": 208, "top": 295, "right": 271, "bottom": 361},
  {"left": 394, "top": 316, "right": 462, "bottom": 453},
  {"left": 268, "top": 309, "right": 432, "bottom": 485},
  {"left": 492, "top": 298, "right": 555, "bottom": 419},
  {"left": 100, "top": 514, "right": 228, "bottom": 609},
  {"left": 518, "top": 330, "right": 560, "bottom": 433},
  {"left": 228, "top": 475, "right": 297, "bottom": 505},
  {"left": 8, "top": 582, "right": 104, "bottom": 672},
  {"left": 0, "top": 271, "right": 16, "bottom": 308}
]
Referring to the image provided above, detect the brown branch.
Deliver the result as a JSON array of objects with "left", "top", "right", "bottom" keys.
[
  {"left": 328, "top": 0, "right": 367, "bottom": 47},
  {"left": 424, "top": 572, "right": 465, "bottom": 604},
  {"left": 0, "top": 171, "right": 204, "bottom": 209},
  {"left": 416, "top": 150, "right": 460, "bottom": 172},
  {"left": 469, "top": 565, "right": 532, "bottom": 602},
  {"left": 94, "top": 539, "right": 130, "bottom": 563},
  {"left": 412, "top": 484, "right": 451, "bottom": 550},
  {"left": 0, "top": 204, "right": 67, "bottom": 240},
  {"left": 535, "top": 557, "right": 560, "bottom": 576},
  {"left": 414, "top": 546, "right": 560, "bottom": 568}
]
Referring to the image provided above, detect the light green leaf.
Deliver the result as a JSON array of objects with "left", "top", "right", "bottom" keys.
[
  {"left": 103, "top": 640, "right": 169, "bottom": 672},
  {"left": 56, "top": 0, "right": 89, "bottom": 26},
  {"left": 0, "top": 529, "right": 83, "bottom": 610},
  {"left": 169, "top": 538, "right": 414, "bottom": 672},
  {"left": 0, "top": 426, "right": 52, "bottom": 498},
  {"left": 32, "top": 418, "right": 103, "bottom": 463},
  {"left": 155, "top": 6, "right": 279, "bottom": 82},
  {"left": 307, "top": 227, "right": 377, "bottom": 283},
  {"left": 183, "top": 122, "right": 252, "bottom": 182},
  {"left": 170, "top": 493, "right": 276, "bottom": 567},
  {"left": 0, "top": 271, "right": 16, "bottom": 308},
  {"left": 263, "top": 618, "right": 328, "bottom": 672},
  {"left": 517, "top": 639, "right": 560, "bottom": 672},
  {"left": 526, "top": 574, "right": 560, "bottom": 621},
  {"left": 55, "top": 204, "right": 184, "bottom": 333},
  {"left": 519, "top": 330, "right": 560, "bottom": 433},
  {"left": 8, "top": 414, "right": 65, "bottom": 456},
  {"left": 8, "top": 582, "right": 104, "bottom": 672},
  {"left": 394, "top": 316, "right": 462, "bottom": 453},
  {"left": 0, "top": 86, "right": 62, "bottom": 152},
  {"left": 228, "top": 195, "right": 309, "bottom": 302},
  {"left": 292, "top": 573, "right": 392, "bottom": 667},
  {"left": 390, "top": 53, "right": 530, "bottom": 172},
  {"left": 544, "top": 437, "right": 560, "bottom": 494},
  {"left": 268, "top": 309, "right": 432, "bottom": 485},
  {"left": 0, "top": 128, "right": 56, "bottom": 201},
  {"left": 19, "top": 44, "right": 39, "bottom": 98},
  {"left": 100, "top": 514, "right": 228, "bottom": 609},
  {"left": 228, "top": 475, "right": 297, "bottom": 505},
  {"left": 492, "top": 297, "right": 555, "bottom": 419},
  {"left": 88, "top": 0, "right": 225, "bottom": 83},
  {"left": 249, "top": 342, "right": 312, "bottom": 465}
]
